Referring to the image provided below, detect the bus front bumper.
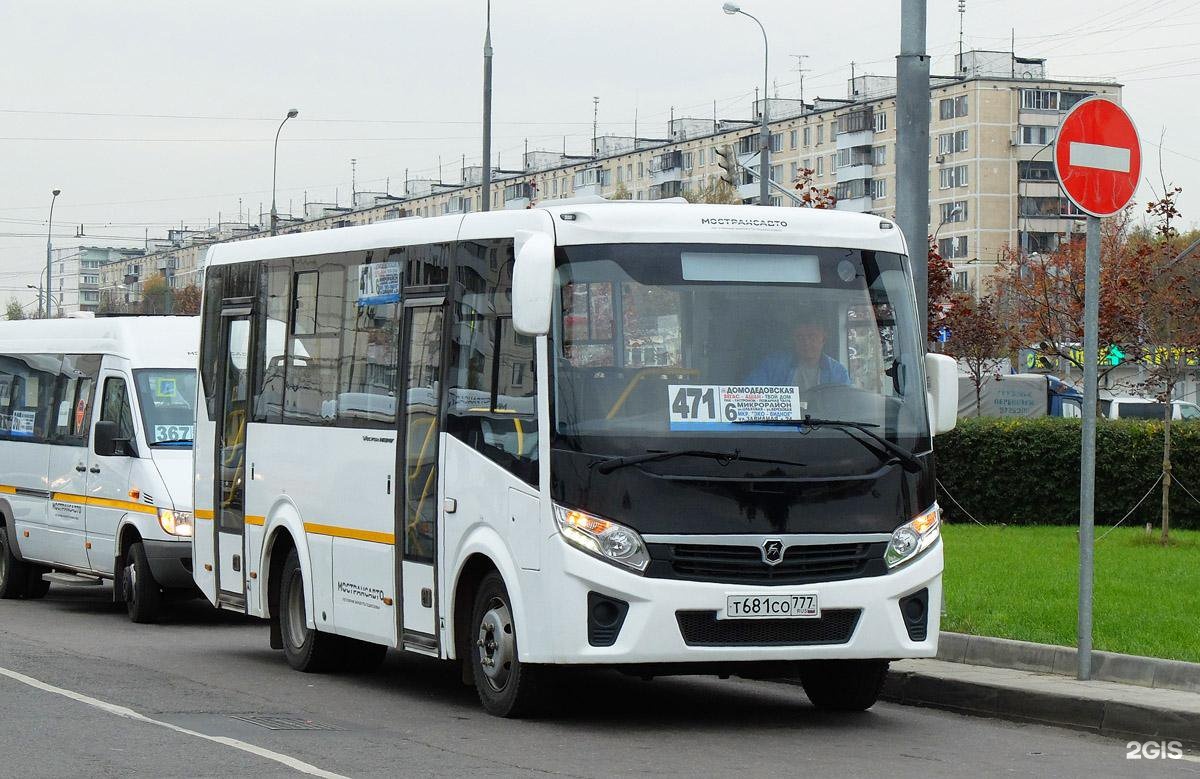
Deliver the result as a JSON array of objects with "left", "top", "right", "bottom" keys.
[{"left": 525, "top": 535, "right": 942, "bottom": 665}]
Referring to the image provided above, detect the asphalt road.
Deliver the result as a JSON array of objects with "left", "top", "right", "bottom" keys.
[{"left": 0, "top": 585, "right": 1196, "bottom": 779}]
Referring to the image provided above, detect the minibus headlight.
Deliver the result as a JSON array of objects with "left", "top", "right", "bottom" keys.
[
  {"left": 158, "top": 508, "right": 194, "bottom": 538},
  {"left": 886, "top": 504, "right": 940, "bottom": 568},
  {"left": 553, "top": 504, "right": 649, "bottom": 573}
]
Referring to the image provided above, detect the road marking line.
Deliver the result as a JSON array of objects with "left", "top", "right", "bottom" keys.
[
  {"left": 1069, "top": 141, "right": 1131, "bottom": 173},
  {"left": 0, "top": 664, "right": 348, "bottom": 779}
]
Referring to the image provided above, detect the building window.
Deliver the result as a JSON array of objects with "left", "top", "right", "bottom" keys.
[
  {"left": 1019, "top": 125, "right": 1056, "bottom": 146},
  {"left": 940, "top": 200, "right": 968, "bottom": 222},
  {"left": 873, "top": 111, "right": 888, "bottom": 132},
  {"left": 698, "top": 149, "right": 706, "bottom": 166},
  {"left": 802, "top": 158, "right": 812, "bottom": 173},
  {"left": 938, "top": 96, "right": 968, "bottom": 120},
  {"left": 769, "top": 132, "right": 782, "bottom": 152},
  {"left": 816, "top": 156, "right": 824, "bottom": 176},
  {"left": 817, "top": 125, "right": 824, "bottom": 145},
  {"left": 953, "top": 271, "right": 970, "bottom": 292},
  {"left": 938, "top": 235, "right": 969, "bottom": 259},
  {"left": 803, "top": 126, "right": 811, "bottom": 146},
  {"left": 637, "top": 161, "right": 644, "bottom": 178},
  {"left": 871, "top": 178, "right": 887, "bottom": 200},
  {"left": 789, "top": 129, "right": 798, "bottom": 149},
  {"left": 939, "top": 165, "right": 969, "bottom": 189},
  {"left": 829, "top": 121, "right": 837, "bottom": 140},
  {"left": 770, "top": 164, "right": 783, "bottom": 182},
  {"left": 1019, "top": 196, "right": 1085, "bottom": 218},
  {"left": 1018, "top": 160, "right": 1057, "bottom": 181},
  {"left": 937, "top": 130, "right": 969, "bottom": 155},
  {"left": 1021, "top": 89, "right": 1059, "bottom": 111},
  {"left": 789, "top": 161, "right": 798, "bottom": 181},
  {"left": 873, "top": 145, "right": 887, "bottom": 166}
]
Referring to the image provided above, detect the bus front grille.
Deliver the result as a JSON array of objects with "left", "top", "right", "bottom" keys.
[
  {"left": 675, "top": 609, "right": 861, "bottom": 647},
  {"left": 645, "top": 542, "right": 888, "bottom": 585}
]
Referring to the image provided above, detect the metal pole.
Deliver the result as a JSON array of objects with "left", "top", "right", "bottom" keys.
[
  {"left": 1078, "top": 214, "right": 1100, "bottom": 680},
  {"left": 46, "top": 190, "right": 59, "bottom": 319},
  {"left": 742, "top": 11, "right": 771, "bottom": 205},
  {"left": 481, "top": 0, "right": 493, "bottom": 212},
  {"left": 271, "top": 110, "right": 298, "bottom": 236},
  {"left": 897, "top": 0, "right": 931, "bottom": 338}
]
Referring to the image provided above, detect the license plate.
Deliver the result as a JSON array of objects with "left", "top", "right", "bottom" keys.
[{"left": 724, "top": 593, "right": 819, "bottom": 619}]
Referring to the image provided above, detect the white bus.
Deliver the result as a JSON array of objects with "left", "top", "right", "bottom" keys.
[
  {"left": 0, "top": 316, "right": 199, "bottom": 622},
  {"left": 193, "top": 202, "right": 958, "bottom": 716}
]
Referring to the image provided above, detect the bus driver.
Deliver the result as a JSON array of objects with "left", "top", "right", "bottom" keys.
[{"left": 747, "top": 315, "right": 850, "bottom": 390}]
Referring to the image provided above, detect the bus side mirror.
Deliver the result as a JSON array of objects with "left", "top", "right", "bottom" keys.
[
  {"left": 925, "top": 353, "right": 958, "bottom": 436},
  {"left": 95, "top": 420, "right": 137, "bottom": 458},
  {"left": 512, "top": 230, "right": 555, "bottom": 336}
]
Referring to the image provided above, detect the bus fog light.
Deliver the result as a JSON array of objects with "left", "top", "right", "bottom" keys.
[
  {"left": 886, "top": 504, "right": 940, "bottom": 569},
  {"left": 553, "top": 505, "right": 649, "bottom": 573},
  {"left": 158, "top": 508, "right": 194, "bottom": 538}
]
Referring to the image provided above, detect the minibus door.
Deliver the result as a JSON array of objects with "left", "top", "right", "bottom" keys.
[
  {"left": 397, "top": 299, "right": 444, "bottom": 649},
  {"left": 214, "top": 308, "right": 253, "bottom": 606}
]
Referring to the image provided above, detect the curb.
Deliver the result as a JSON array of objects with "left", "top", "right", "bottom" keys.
[
  {"left": 938, "top": 632, "right": 1200, "bottom": 694},
  {"left": 882, "top": 663, "right": 1200, "bottom": 748}
]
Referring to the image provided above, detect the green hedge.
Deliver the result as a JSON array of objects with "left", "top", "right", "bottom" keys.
[{"left": 935, "top": 417, "right": 1200, "bottom": 530}]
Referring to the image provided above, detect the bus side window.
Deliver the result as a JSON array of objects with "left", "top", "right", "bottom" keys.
[
  {"left": 447, "top": 239, "right": 538, "bottom": 486},
  {"left": 100, "top": 377, "right": 136, "bottom": 441},
  {"left": 0, "top": 354, "right": 55, "bottom": 442},
  {"left": 53, "top": 354, "right": 101, "bottom": 445}
]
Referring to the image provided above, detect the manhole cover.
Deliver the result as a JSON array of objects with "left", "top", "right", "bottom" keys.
[{"left": 230, "top": 715, "right": 341, "bottom": 731}]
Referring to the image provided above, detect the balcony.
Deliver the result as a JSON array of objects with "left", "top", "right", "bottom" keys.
[
  {"left": 649, "top": 181, "right": 683, "bottom": 200},
  {"left": 503, "top": 182, "right": 534, "bottom": 209},
  {"left": 835, "top": 129, "right": 874, "bottom": 150},
  {"left": 649, "top": 150, "right": 683, "bottom": 185}
]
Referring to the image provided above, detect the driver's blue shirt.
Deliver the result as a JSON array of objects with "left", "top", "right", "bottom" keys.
[{"left": 746, "top": 353, "right": 851, "bottom": 387}]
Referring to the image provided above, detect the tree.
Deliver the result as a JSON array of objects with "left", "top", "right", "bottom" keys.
[
  {"left": 927, "top": 236, "right": 954, "bottom": 346},
  {"left": 609, "top": 181, "right": 632, "bottom": 200},
  {"left": 941, "top": 293, "right": 1010, "bottom": 415},
  {"left": 174, "top": 284, "right": 202, "bottom": 315},
  {"left": 1118, "top": 185, "right": 1200, "bottom": 543},
  {"left": 683, "top": 180, "right": 742, "bottom": 205},
  {"left": 5, "top": 298, "right": 25, "bottom": 321},
  {"left": 141, "top": 274, "right": 172, "bottom": 315},
  {"left": 791, "top": 167, "right": 836, "bottom": 209}
]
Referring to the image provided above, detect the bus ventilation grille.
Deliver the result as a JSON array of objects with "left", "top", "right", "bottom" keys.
[
  {"left": 675, "top": 609, "right": 861, "bottom": 647},
  {"left": 646, "top": 542, "right": 887, "bottom": 585}
]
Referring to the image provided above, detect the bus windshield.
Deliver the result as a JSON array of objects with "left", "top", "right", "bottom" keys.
[
  {"left": 551, "top": 243, "right": 930, "bottom": 464},
  {"left": 133, "top": 368, "right": 197, "bottom": 447}
]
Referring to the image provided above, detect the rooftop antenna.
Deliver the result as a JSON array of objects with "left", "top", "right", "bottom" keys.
[
  {"left": 592, "top": 96, "right": 599, "bottom": 157},
  {"left": 958, "top": 0, "right": 967, "bottom": 73},
  {"left": 791, "top": 54, "right": 810, "bottom": 106},
  {"left": 350, "top": 158, "right": 357, "bottom": 199},
  {"left": 1010, "top": 27, "right": 1016, "bottom": 78},
  {"left": 633, "top": 104, "right": 638, "bottom": 139}
]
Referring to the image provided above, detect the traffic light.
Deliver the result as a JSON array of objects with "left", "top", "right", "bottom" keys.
[{"left": 715, "top": 145, "right": 737, "bottom": 187}]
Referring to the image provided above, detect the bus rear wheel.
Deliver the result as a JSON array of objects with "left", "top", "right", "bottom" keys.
[
  {"left": 0, "top": 524, "right": 29, "bottom": 599},
  {"left": 798, "top": 660, "right": 890, "bottom": 711},
  {"left": 279, "top": 549, "right": 343, "bottom": 672},
  {"left": 22, "top": 565, "right": 50, "bottom": 599},
  {"left": 469, "top": 571, "right": 546, "bottom": 717}
]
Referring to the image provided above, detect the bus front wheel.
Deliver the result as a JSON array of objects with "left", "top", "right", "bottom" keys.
[
  {"left": 123, "top": 541, "right": 164, "bottom": 623},
  {"left": 469, "top": 571, "right": 546, "bottom": 717},
  {"left": 279, "top": 549, "right": 342, "bottom": 672},
  {"left": 798, "top": 659, "right": 890, "bottom": 711},
  {"left": 0, "top": 524, "right": 29, "bottom": 599}
]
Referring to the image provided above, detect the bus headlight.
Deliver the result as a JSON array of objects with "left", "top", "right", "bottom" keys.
[
  {"left": 158, "top": 508, "right": 194, "bottom": 538},
  {"left": 886, "top": 504, "right": 940, "bottom": 568},
  {"left": 553, "top": 504, "right": 649, "bottom": 573}
]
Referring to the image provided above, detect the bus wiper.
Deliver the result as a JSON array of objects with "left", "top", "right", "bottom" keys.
[
  {"left": 152, "top": 438, "right": 193, "bottom": 446},
  {"left": 732, "top": 416, "right": 923, "bottom": 473},
  {"left": 594, "top": 449, "right": 806, "bottom": 475}
]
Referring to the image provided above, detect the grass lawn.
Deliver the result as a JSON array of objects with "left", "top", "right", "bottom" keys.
[{"left": 941, "top": 524, "right": 1200, "bottom": 663}]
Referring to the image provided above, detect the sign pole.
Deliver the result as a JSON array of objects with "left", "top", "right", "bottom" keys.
[{"left": 1078, "top": 214, "right": 1100, "bottom": 681}]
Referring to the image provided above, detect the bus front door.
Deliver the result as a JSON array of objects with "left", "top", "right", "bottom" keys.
[
  {"left": 214, "top": 312, "right": 252, "bottom": 606},
  {"left": 398, "top": 300, "right": 443, "bottom": 651}
]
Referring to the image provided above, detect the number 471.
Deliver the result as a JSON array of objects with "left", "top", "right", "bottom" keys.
[{"left": 672, "top": 387, "right": 715, "bottom": 419}]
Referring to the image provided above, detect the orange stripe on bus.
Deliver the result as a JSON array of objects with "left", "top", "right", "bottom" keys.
[
  {"left": 245, "top": 515, "right": 265, "bottom": 526},
  {"left": 303, "top": 522, "right": 395, "bottom": 545}
]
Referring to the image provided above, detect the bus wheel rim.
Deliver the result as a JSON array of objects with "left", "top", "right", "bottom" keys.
[
  {"left": 0, "top": 535, "right": 8, "bottom": 584},
  {"left": 124, "top": 560, "right": 136, "bottom": 604},
  {"left": 286, "top": 571, "right": 308, "bottom": 649},
  {"left": 477, "top": 598, "right": 514, "bottom": 692}
]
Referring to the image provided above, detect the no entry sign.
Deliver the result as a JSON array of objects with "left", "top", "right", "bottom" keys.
[{"left": 1053, "top": 97, "right": 1141, "bottom": 217}]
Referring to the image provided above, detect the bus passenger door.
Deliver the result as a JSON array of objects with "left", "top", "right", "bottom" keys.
[
  {"left": 398, "top": 300, "right": 444, "bottom": 648},
  {"left": 213, "top": 311, "right": 253, "bottom": 607}
]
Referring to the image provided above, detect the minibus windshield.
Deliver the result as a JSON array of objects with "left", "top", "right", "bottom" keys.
[{"left": 133, "top": 369, "right": 197, "bottom": 447}]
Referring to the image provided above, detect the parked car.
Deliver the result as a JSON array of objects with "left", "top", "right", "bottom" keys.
[{"left": 1100, "top": 397, "right": 1200, "bottom": 420}]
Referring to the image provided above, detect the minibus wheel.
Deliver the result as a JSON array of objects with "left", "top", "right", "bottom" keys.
[
  {"left": 124, "top": 541, "right": 164, "bottom": 623},
  {"left": 23, "top": 565, "right": 50, "bottom": 599},
  {"left": 798, "top": 659, "right": 890, "bottom": 711},
  {"left": 0, "top": 524, "right": 29, "bottom": 599},
  {"left": 279, "top": 549, "right": 342, "bottom": 672},
  {"left": 470, "top": 571, "right": 546, "bottom": 717}
]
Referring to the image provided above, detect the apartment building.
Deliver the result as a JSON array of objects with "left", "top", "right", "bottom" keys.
[
  {"left": 109, "top": 49, "right": 1117, "bottom": 299},
  {"left": 45, "top": 245, "right": 146, "bottom": 314}
]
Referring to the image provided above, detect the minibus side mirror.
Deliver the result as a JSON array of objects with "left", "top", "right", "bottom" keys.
[
  {"left": 512, "top": 230, "right": 555, "bottom": 336},
  {"left": 925, "top": 353, "right": 958, "bottom": 436},
  {"left": 94, "top": 420, "right": 137, "bottom": 458}
]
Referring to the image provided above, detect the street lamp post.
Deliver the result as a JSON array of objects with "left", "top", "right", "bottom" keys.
[
  {"left": 723, "top": 2, "right": 770, "bottom": 205},
  {"left": 270, "top": 109, "right": 299, "bottom": 236},
  {"left": 45, "top": 189, "right": 60, "bottom": 318}
]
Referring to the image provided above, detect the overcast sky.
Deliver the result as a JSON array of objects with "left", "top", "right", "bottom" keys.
[{"left": 2, "top": 0, "right": 1198, "bottom": 310}]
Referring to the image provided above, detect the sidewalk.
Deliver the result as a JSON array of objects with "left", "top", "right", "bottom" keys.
[{"left": 881, "top": 633, "right": 1200, "bottom": 747}]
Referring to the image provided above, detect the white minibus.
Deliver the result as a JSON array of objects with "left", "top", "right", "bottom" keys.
[
  {"left": 193, "top": 202, "right": 958, "bottom": 716},
  {"left": 0, "top": 316, "right": 199, "bottom": 622}
]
